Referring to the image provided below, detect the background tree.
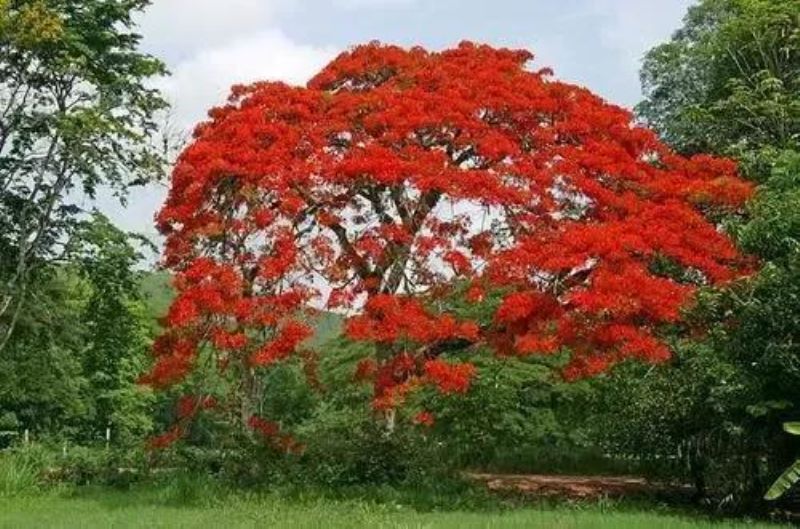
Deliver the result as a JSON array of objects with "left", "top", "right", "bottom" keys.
[
  {"left": 145, "top": 42, "right": 752, "bottom": 447},
  {"left": 73, "top": 213, "right": 155, "bottom": 445},
  {"left": 0, "top": 213, "right": 155, "bottom": 445},
  {"left": 599, "top": 0, "right": 800, "bottom": 509},
  {"left": 0, "top": 0, "right": 168, "bottom": 353},
  {"left": 0, "top": 267, "right": 91, "bottom": 440},
  {"left": 638, "top": 0, "right": 799, "bottom": 177}
]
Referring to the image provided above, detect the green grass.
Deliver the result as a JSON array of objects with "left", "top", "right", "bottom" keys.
[{"left": 0, "top": 490, "right": 791, "bottom": 529}]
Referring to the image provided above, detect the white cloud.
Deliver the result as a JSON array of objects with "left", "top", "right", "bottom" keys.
[
  {"left": 590, "top": 0, "right": 692, "bottom": 63},
  {"left": 333, "top": 0, "right": 415, "bottom": 8},
  {"left": 136, "top": 0, "right": 290, "bottom": 58},
  {"left": 103, "top": 6, "right": 339, "bottom": 242},
  {"left": 528, "top": 0, "right": 692, "bottom": 107},
  {"left": 157, "top": 30, "right": 337, "bottom": 128}
]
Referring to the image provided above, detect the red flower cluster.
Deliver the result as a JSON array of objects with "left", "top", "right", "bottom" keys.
[
  {"left": 176, "top": 395, "right": 217, "bottom": 420},
  {"left": 423, "top": 359, "right": 477, "bottom": 394},
  {"left": 248, "top": 415, "right": 305, "bottom": 454},
  {"left": 250, "top": 321, "right": 313, "bottom": 366},
  {"left": 146, "top": 41, "right": 753, "bottom": 439},
  {"left": 146, "top": 395, "right": 216, "bottom": 449},
  {"left": 413, "top": 411, "right": 435, "bottom": 428},
  {"left": 147, "top": 425, "right": 183, "bottom": 450},
  {"left": 139, "top": 335, "right": 197, "bottom": 388},
  {"left": 357, "top": 353, "right": 477, "bottom": 411},
  {"left": 345, "top": 295, "right": 478, "bottom": 344}
]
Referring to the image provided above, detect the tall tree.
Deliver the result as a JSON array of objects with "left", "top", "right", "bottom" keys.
[
  {"left": 0, "top": 213, "right": 155, "bottom": 443},
  {"left": 638, "top": 0, "right": 799, "bottom": 176},
  {"left": 143, "top": 42, "right": 752, "bottom": 447},
  {"left": 603, "top": 0, "right": 800, "bottom": 507},
  {"left": 74, "top": 213, "right": 155, "bottom": 444},
  {"left": 0, "top": 0, "right": 168, "bottom": 353}
]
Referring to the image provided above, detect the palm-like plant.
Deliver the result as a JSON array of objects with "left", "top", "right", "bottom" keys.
[{"left": 764, "top": 423, "right": 800, "bottom": 500}]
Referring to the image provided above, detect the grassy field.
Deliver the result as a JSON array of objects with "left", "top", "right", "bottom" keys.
[{"left": 0, "top": 491, "right": 791, "bottom": 529}]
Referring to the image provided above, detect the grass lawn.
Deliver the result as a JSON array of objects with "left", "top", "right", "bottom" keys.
[{"left": 0, "top": 491, "right": 791, "bottom": 529}]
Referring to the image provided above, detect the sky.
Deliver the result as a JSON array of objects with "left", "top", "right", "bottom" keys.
[{"left": 99, "top": 0, "right": 695, "bottom": 244}]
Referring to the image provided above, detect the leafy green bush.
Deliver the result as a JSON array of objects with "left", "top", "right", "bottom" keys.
[
  {"left": 296, "top": 406, "right": 429, "bottom": 487},
  {"left": 0, "top": 446, "right": 48, "bottom": 497},
  {"left": 0, "top": 442, "right": 152, "bottom": 493}
]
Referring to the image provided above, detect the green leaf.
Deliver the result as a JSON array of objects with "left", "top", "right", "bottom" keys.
[
  {"left": 765, "top": 458, "right": 800, "bottom": 500},
  {"left": 783, "top": 422, "right": 800, "bottom": 435}
]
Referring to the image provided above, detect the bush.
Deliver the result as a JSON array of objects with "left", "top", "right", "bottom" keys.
[
  {"left": 0, "top": 446, "right": 47, "bottom": 497},
  {"left": 54, "top": 446, "right": 147, "bottom": 488},
  {"left": 0, "top": 442, "right": 152, "bottom": 494},
  {"left": 294, "top": 406, "right": 431, "bottom": 487}
]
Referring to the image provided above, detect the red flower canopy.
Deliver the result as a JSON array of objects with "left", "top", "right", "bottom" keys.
[{"left": 144, "top": 42, "right": 752, "bottom": 431}]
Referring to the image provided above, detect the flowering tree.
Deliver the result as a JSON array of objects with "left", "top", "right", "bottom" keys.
[{"left": 143, "top": 42, "right": 753, "bottom": 446}]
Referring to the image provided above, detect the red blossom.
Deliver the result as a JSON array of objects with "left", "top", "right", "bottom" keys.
[
  {"left": 176, "top": 395, "right": 217, "bottom": 420},
  {"left": 465, "top": 284, "right": 485, "bottom": 303},
  {"left": 146, "top": 425, "right": 184, "bottom": 450},
  {"left": 413, "top": 411, "right": 435, "bottom": 427},
  {"left": 211, "top": 328, "right": 248, "bottom": 350},
  {"left": 249, "top": 320, "right": 313, "bottom": 366},
  {"left": 248, "top": 415, "right": 305, "bottom": 454},
  {"left": 354, "top": 358, "right": 378, "bottom": 381},
  {"left": 424, "top": 359, "right": 477, "bottom": 394},
  {"left": 248, "top": 415, "right": 280, "bottom": 437}
]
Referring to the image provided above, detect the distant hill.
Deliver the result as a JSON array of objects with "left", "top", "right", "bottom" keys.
[
  {"left": 307, "top": 310, "right": 343, "bottom": 347},
  {"left": 138, "top": 270, "right": 174, "bottom": 324}
]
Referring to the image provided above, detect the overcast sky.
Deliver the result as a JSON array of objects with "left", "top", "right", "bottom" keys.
[{"left": 99, "top": 0, "right": 695, "bottom": 246}]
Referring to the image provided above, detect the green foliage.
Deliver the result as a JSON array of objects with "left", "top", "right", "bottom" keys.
[
  {"left": 0, "top": 446, "right": 44, "bottom": 497},
  {"left": 239, "top": 312, "right": 595, "bottom": 486},
  {"left": 765, "top": 423, "right": 800, "bottom": 500},
  {"left": 596, "top": 154, "right": 800, "bottom": 508},
  {"left": 0, "top": 0, "right": 168, "bottom": 352},
  {"left": 72, "top": 214, "right": 156, "bottom": 444},
  {"left": 638, "top": 0, "right": 800, "bottom": 177},
  {"left": 413, "top": 351, "right": 594, "bottom": 472},
  {"left": 0, "top": 442, "right": 152, "bottom": 496},
  {"left": 138, "top": 271, "right": 174, "bottom": 329},
  {"left": 0, "top": 271, "right": 94, "bottom": 438},
  {"left": 616, "top": 0, "right": 800, "bottom": 510},
  {"left": 0, "top": 215, "right": 156, "bottom": 444},
  {"left": 594, "top": 342, "right": 768, "bottom": 496},
  {"left": 296, "top": 406, "right": 425, "bottom": 487},
  {"left": 0, "top": 0, "right": 168, "bottom": 440},
  {"left": 736, "top": 151, "right": 800, "bottom": 261}
]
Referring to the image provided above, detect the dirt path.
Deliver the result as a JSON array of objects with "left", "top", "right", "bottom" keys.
[{"left": 467, "top": 472, "right": 693, "bottom": 500}]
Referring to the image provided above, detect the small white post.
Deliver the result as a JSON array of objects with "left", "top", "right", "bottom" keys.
[
  {"left": 23, "top": 428, "right": 29, "bottom": 445},
  {"left": 105, "top": 427, "right": 111, "bottom": 449},
  {"left": 62, "top": 440, "right": 67, "bottom": 457}
]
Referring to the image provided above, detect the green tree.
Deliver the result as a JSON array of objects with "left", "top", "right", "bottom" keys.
[
  {"left": 0, "top": 214, "right": 156, "bottom": 445},
  {"left": 0, "top": 269, "right": 92, "bottom": 440},
  {"left": 638, "top": 0, "right": 799, "bottom": 177},
  {"left": 0, "top": 0, "right": 168, "bottom": 353},
  {"left": 602, "top": 0, "right": 800, "bottom": 509},
  {"left": 73, "top": 213, "right": 155, "bottom": 445}
]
